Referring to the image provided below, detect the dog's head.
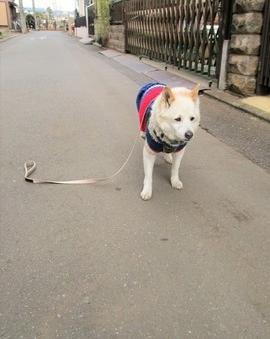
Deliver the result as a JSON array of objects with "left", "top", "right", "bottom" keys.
[{"left": 153, "top": 84, "right": 201, "bottom": 144}]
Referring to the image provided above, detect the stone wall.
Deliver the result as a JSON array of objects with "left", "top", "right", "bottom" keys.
[
  {"left": 107, "top": 24, "right": 125, "bottom": 52},
  {"left": 227, "top": 0, "right": 265, "bottom": 96}
]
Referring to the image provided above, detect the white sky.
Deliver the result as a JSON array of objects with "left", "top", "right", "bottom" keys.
[{"left": 23, "top": 0, "right": 75, "bottom": 11}]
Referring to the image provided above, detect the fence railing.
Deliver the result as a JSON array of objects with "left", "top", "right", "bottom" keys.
[
  {"left": 88, "top": 4, "right": 95, "bottom": 35},
  {"left": 125, "top": 0, "right": 223, "bottom": 78},
  {"left": 75, "top": 16, "right": 86, "bottom": 28},
  {"left": 258, "top": 0, "right": 270, "bottom": 91}
]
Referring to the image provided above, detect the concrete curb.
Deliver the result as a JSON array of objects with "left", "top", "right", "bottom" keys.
[
  {"left": 0, "top": 33, "right": 20, "bottom": 43},
  {"left": 141, "top": 57, "right": 270, "bottom": 123},
  {"left": 204, "top": 90, "right": 270, "bottom": 123},
  {"left": 98, "top": 47, "right": 270, "bottom": 123}
]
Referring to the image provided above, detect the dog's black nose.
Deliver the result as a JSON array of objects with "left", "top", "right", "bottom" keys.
[{"left": 185, "top": 131, "right": 193, "bottom": 140}]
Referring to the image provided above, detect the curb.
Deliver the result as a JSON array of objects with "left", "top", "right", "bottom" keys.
[
  {"left": 204, "top": 89, "right": 270, "bottom": 123},
  {"left": 75, "top": 37, "right": 270, "bottom": 123},
  {"left": 98, "top": 47, "right": 270, "bottom": 123},
  {"left": 141, "top": 58, "right": 270, "bottom": 123},
  {"left": 0, "top": 33, "right": 20, "bottom": 43}
]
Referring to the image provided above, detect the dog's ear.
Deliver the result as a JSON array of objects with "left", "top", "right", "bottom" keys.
[
  {"left": 162, "top": 87, "right": 175, "bottom": 107},
  {"left": 190, "top": 84, "right": 200, "bottom": 101}
]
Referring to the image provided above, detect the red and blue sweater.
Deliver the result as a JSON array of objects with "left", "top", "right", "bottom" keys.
[{"left": 136, "top": 83, "right": 187, "bottom": 153}]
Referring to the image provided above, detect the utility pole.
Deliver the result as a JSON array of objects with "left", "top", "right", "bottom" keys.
[
  {"left": 18, "top": 0, "right": 27, "bottom": 33},
  {"left": 32, "top": 0, "right": 37, "bottom": 30}
]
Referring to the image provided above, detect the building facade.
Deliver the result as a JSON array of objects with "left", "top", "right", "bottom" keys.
[
  {"left": 75, "top": 0, "right": 92, "bottom": 17},
  {"left": 0, "top": 0, "right": 17, "bottom": 32}
]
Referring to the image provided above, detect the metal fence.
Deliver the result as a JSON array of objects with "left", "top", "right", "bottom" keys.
[
  {"left": 125, "top": 0, "right": 223, "bottom": 78},
  {"left": 88, "top": 4, "right": 95, "bottom": 35},
  {"left": 75, "top": 16, "right": 86, "bottom": 28},
  {"left": 257, "top": 0, "right": 270, "bottom": 92}
]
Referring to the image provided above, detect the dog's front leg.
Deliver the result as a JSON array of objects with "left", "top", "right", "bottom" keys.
[
  {"left": 141, "top": 144, "right": 156, "bottom": 200},
  {"left": 171, "top": 149, "right": 185, "bottom": 190}
]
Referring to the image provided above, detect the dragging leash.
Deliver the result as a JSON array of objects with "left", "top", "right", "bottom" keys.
[
  {"left": 24, "top": 135, "right": 139, "bottom": 184},
  {"left": 24, "top": 83, "right": 162, "bottom": 185}
]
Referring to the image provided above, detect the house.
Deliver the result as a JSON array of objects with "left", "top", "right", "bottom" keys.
[
  {"left": 74, "top": 0, "right": 94, "bottom": 38},
  {"left": 0, "top": 0, "right": 18, "bottom": 32},
  {"left": 75, "top": 0, "right": 91, "bottom": 17}
]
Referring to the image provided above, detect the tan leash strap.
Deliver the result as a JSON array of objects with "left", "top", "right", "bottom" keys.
[{"left": 24, "top": 134, "right": 139, "bottom": 184}]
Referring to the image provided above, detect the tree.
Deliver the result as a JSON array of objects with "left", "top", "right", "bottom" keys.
[
  {"left": 26, "top": 14, "right": 35, "bottom": 29},
  {"left": 36, "top": 11, "right": 47, "bottom": 30},
  {"left": 46, "top": 7, "right": 54, "bottom": 20}
]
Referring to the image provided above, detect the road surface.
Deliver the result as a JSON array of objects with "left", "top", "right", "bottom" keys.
[{"left": 1, "top": 32, "right": 270, "bottom": 339}]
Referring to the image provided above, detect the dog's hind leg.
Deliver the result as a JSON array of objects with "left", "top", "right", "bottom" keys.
[
  {"left": 171, "top": 149, "right": 185, "bottom": 190},
  {"left": 141, "top": 144, "right": 156, "bottom": 200}
]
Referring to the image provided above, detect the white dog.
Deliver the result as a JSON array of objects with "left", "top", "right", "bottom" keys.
[{"left": 136, "top": 83, "right": 200, "bottom": 200}]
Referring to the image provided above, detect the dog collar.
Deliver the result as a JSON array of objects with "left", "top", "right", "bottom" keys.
[
  {"left": 146, "top": 128, "right": 187, "bottom": 153},
  {"left": 153, "top": 129, "right": 183, "bottom": 148}
]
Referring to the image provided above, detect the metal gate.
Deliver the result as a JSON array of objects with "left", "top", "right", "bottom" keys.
[
  {"left": 257, "top": 0, "right": 270, "bottom": 93},
  {"left": 125, "top": 0, "right": 223, "bottom": 78},
  {"left": 87, "top": 3, "right": 95, "bottom": 36}
]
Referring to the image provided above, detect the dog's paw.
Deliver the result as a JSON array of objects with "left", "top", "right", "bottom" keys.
[
  {"left": 171, "top": 178, "right": 183, "bottom": 190},
  {"left": 163, "top": 153, "right": 173, "bottom": 165},
  {"left": 140, "top": 188, "right": 152, "bottom": 200}
]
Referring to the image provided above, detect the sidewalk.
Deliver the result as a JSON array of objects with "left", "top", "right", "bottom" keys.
[
  {"left": 100, "top": 48, "right": 270, "bottom": 122},
  {"left": 0, "top": 31, "right": 20, "bottom": 43}
]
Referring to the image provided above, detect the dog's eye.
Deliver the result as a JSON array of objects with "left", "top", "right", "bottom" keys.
[
  {"left": 190, "top": 117, "right": 195, "bottom": 121},
  {"left": 175, "top": 117, "right": 181, "bottom": 122}
]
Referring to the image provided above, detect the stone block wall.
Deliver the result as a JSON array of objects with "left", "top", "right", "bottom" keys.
[
  {"left": 107, "top": 24, "right": 125, "bottom": 52},
  {"left": 227, "top": 0, "right": 265, "bottom": 96}
]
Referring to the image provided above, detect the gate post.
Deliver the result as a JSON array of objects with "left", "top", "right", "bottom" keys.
[
  {"left": 257, "top": 0, "right": 270, "bottom": 94},
  {"left": 227, "top": 0, "right": 265, "bottom": 96},
  {"left": 218, "top": 0, "right": 233, "bottom": 90}
]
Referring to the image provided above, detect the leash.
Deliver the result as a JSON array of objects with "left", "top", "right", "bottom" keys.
[
  {"left": 24, "top": 84, "right": 159, "bottom": 185},
  {"left": 24, "top": 134, "right": 140, "bottom": 184}
]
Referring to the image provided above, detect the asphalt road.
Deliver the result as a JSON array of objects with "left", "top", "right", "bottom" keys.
[{"left": 1, "top": 32, "right": 270, "bottom": 339}]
